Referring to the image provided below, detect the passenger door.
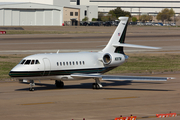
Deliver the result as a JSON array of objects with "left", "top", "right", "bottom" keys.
[{"left": 43, "top": 58, "right": 51, "bottom": 76}]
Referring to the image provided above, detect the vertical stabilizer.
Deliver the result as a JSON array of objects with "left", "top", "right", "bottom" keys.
[{"left": 102, "top": 17, "right": 128, "bottom": 54}]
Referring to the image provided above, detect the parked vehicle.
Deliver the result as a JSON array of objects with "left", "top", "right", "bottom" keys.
[
  {"left": 103, "top": 21, "right": 111, "bottom": 26},
  {"left": 137, "top": 22, "right": 145, "bottom": 26},
  {"left": 111, "top": 21, "right": 120, "bottom": 26},
  {"left": 80, "top": 21, "right": 88, "bottom": 26},
  {"left": 171, "top": 23, "right": 176, "bottom": 26},
  {"left": 129, "top": 22, "right": 137, "bottom": 25},
  {"left": 163, "top": 23, "right": 170, "bottom": 26},
  {"left": 145, "top": 22, "right": 152, "bottom": 26},
  {"left": 152, "top": 22, "right": 163, "bottom": 26}
]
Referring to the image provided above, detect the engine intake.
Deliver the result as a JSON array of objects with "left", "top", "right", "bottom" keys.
[{"left": 103, "top": 53, "right": 112, "bottom": 65}]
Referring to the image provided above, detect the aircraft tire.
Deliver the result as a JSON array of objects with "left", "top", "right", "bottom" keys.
[
  {"left": 29, "top": 88, "right": 34, "bottom": 91},
  {"left": 55, "top": 80, "right": 64, "bottom": 88},
  {"left": 92, "top": 83, "right": 100, "bottom": 89},
  {"left": 92, "top": 83, "right": 96, "bottom": 89}
]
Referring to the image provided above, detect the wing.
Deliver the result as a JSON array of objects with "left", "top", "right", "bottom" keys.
[{"left": 71, "top": 74, "right": 173, "bottom": 81}]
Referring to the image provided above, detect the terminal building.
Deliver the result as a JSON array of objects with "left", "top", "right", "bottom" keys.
[
  {"left": 0, "top": 0, "right": 98, "bottom": 26},
  {"left": 70, "top": 0, "right": 180, "bottom": 16}
]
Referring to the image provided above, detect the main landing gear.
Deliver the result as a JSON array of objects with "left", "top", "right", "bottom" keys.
[
  {"left": 29, "top": 80, "right": 35, "bottom": 91},
  {"left": 55, "top": 80, "right": 64, "bottom": 88},
  {"left": 92, "top": 78, "right": 103, "bottom": 89}
]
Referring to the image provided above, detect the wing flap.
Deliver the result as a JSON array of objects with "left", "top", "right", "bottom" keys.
[
  {"left": 102, "top": 75, "right": 167, "bottom": 81},
  {"left": 71, "top": 74, "right": 172, "bottom": 81},
  {"left": 71, "top": 74, "right": 102, "bottom": 78}
]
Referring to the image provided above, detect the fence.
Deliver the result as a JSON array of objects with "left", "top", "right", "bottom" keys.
[{"left": 64, "top": 21, "right": 120, "bottom": 26}]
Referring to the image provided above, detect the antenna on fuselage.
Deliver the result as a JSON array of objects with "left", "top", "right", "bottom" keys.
[{"left": 57, "top": 50, "right": 59, "bottom": 54}]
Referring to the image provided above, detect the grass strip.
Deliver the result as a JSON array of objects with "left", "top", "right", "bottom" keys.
[{"left": 107, "top": 54, "right": 180, "bottom": 74}]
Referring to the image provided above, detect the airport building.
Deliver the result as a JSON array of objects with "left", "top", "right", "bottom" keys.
[
  {"left": 70, "top": 0, "right": 180, "bottom": 16},
  {"left": 0, "top": 0, "right": 98, "bottom": 26}
]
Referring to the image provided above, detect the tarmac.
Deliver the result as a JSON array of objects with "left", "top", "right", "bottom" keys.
[{"left": 0, "top": 26, "right": 180, "bottom": 120}]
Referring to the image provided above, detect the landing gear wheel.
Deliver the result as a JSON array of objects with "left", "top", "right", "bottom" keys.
[
  {"left": 92, "top": 78, "right": 102, "bottom": 89},
  {"left": 55, "top": 80, "right": 64, "bottom": 88},
  {"left": 29, "top": 87, "right": 34, "bottom": 91},
  {"left": 29, "top": 80, "right": 35, "bottom": 91},
  {"left": 92, "top": 83, "right": 100, "bottom": 89}
]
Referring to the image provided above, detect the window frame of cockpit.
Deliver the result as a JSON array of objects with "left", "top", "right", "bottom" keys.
[
  {"left": 24, "top": 60, "right": 31, "bottom": 65},
  {"left": 19, "top": 59, "right": 40, "bottom": 65}
]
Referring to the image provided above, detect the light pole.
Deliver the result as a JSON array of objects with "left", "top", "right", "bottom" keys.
[{"left": 86, "top": 6, "right": 89, "bottom": 21}]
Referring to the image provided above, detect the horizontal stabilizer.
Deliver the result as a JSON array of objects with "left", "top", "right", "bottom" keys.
[
  {"left": 71, "top": 74, "right": 173, "bottom": 81},
  {"left": 113, "top": 43, "right": 161, "bottom": 49}
]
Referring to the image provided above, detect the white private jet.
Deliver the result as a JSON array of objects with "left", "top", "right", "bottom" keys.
[{"left": 9, "top": 17, "right": 171, "bottom": 91}]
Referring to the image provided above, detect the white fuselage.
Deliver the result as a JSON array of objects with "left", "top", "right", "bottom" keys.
[{"left": 9, "top": 52, "right": 126, "bottom": 80}]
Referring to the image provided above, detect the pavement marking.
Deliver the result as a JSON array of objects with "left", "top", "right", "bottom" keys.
[
  {"left": 106, "top": 96, "right": 139, "bottom": 100},
  {"left": 20, "top": 102, "right": 55, "bottom": 106}
]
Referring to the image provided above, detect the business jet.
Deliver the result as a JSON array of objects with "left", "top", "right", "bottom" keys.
[{"left": 9, "top": 17, "right": 171, "bottom": 91}]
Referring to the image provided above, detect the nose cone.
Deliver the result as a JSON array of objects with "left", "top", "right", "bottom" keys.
[
  {"left": 9, "top": 71, "right": 12, "bottom": 77},
  {"left": 9, "top": 70, "right": 18, "bottom": 78},
  {"left": 9, "top": 65, "right": 22, "bottom": 78}
]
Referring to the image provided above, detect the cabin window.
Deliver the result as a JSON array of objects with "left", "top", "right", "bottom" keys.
[
  {"left": 60, "top": 62, "right": 62, "bottom": 66},
  {"left": 31, "top": 60, "right": 35, "bottom": 65},
  {"left": 69, "top": 62, "right": 71, "bottom": 65},
  {"left": 63, "top": 62, "right": 65, "bottom": 66},
  {"left": 80, "top": 61, "right": 81, "bottom": 65},
  {"left": 57, "top": 62, "right": 59, "bottom": 66},
  {"left": 35, "top": 60, "right": 40, "bottom": 64},
  {"left": 76, "top": 61, "right": 78, "bottom": 65},
  {"left": 66, "top": 62, "right": 68, "bottom": 65},
  {"left": 73, "top": 61, "right": 75, "bottom": 65},
  {"left": 20, "top": 59, "right": 26, "bottom": 64},
  {"left": 24, "top": 60, "right": 31, "bottom": 65},
  {"left": 83, "top": 61, "right": 85, "bottom": 65}
]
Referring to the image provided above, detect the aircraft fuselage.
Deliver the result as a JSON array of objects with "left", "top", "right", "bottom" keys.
[{"left": 9, "top": 52, "right": 126, "bottom": 80}]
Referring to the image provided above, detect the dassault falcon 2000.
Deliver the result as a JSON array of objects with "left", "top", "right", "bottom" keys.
[{"left": 9, "top": 17, "right": 172, "bottom": 91}]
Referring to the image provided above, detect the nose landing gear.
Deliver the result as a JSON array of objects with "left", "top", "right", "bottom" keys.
[{"left": 29, "top": 80, "right": 35, "bottom": 91}]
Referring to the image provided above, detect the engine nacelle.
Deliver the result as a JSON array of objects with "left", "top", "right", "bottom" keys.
[
  {"left": 100, "top": 53, "right": 126, "bottom": 66},
  {"left": 102, "top": 53, "right": 112, "bottom": 65}
]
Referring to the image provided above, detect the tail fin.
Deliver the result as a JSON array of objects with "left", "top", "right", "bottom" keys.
[
  {"left": 102, "top": 17, "right": 160, "bottom": 54},
  {"left": 102, "top": 17, "right": 128, "bottom": 54}
]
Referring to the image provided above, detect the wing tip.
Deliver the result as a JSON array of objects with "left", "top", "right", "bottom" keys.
[{"left": 167, "top": 77, "right": 175, "bottom": 80}]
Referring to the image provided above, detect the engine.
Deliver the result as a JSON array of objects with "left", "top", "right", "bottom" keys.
[
  {"left": 102, "top": 53, "right": 112, "bottom": 65},
  {"left": 101, "top": 53, "right": 126, "bottom": 66}
]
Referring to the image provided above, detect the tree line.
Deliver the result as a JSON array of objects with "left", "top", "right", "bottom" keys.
[{"left": 82, "top": 7, "right": 178, "bottom": 23}]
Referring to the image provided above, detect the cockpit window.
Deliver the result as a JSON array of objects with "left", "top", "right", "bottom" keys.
[
  {"left": 35, "top": 60, "right": 40, "bottom": 64},
  {"left": 20, "top": 59, "right": 26, "bottom": 64},
  {"left": 19, "top": 59, "right": 40, "bottom": 65},
  {"left": 24, "top": 60, "right": 31, "bottom": 65},
  {"left": 31, "top": 60, "right": 35, "bottom": 65}
]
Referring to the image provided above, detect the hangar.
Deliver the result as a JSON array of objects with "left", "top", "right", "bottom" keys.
[
  {"left": 0, "top": 0, "right": 98, "bottom": 26},
  {"left": 0, "top": 2, "right": 64, "bottom": 26}
]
